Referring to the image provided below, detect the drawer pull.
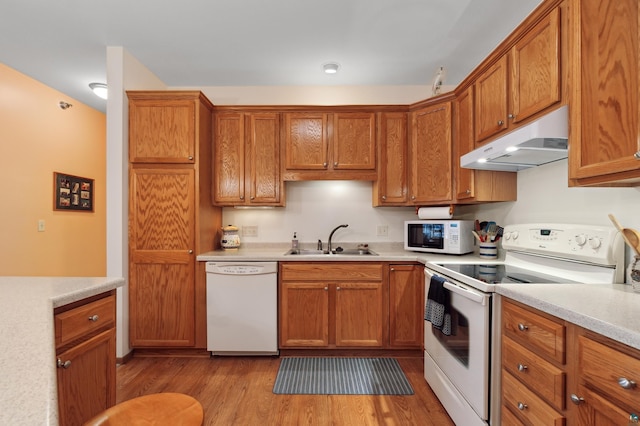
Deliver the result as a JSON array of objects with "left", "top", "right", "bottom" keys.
[
  {"left": 324, "top": 287, "right": 328, "bottom": 291},
  {"left": 88, "top": 314, "right": 99, "bottom": 322},
  {"left": 517, "top": 323, "right": 528, "bottom": 331},
  {"left": 517, "top": 363, "right": 528, "bottom": 372},
  {"left": 618, "top": 377, "right": 637, "bottom": 389},
  {"left": 570, "top": 394, "right": 585, "bottom": 405},
  {"left": 630, "top": 413, "right": 639, "bottom": 423},
  {"left": 57, "top": 358, "right": 72, "bottom": 369},
  {"left": 517, "top": 402, "right": 528, "bottom": 411}
]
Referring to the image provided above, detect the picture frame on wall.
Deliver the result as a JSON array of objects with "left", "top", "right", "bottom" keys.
[{"left": 54, "top": 172, "right": 94, "bottom": 212}]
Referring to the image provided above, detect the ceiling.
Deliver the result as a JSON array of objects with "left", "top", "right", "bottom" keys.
[{"left": 1, "top": 0, "right": 542, "bottom": 113}]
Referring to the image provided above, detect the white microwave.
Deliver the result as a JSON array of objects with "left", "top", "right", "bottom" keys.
[{"left": 404, "top": 220, "right": 475, "bottom": 255}]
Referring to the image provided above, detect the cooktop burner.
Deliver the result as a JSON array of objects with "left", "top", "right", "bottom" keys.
[{"left": 434, "top": 263, "right": 578, "bottom": 285}]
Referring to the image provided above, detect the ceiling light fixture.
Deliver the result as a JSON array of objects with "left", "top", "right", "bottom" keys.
[
  {"left": 59, "top": 101, "right": 73, "bottom": 110},
  {"left": 89, "top": 82, "right": 108, "bottom": 100},
  {"left": 323, "top": 63, "right": 340, "bottom": 74}
]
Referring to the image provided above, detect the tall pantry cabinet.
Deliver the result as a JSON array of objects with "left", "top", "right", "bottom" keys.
[{"left": 128, "top": 91, "right": 220, "bottom": 348}]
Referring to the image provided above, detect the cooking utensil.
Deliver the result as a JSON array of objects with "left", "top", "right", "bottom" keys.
[
  {"left": 608, "top": 214, "right": 640, "bottom": 256},
  {"left": 472, "top": 231, "right": 483, "bottom": 242}
]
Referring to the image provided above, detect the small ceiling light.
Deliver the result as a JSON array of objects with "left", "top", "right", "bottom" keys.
[
  {"left": 323, "top": 63, "right": 340, "bottom": 74},
  {"left": 59, "top": 101, "right": 73, "bottom": 110},
  {"left": 505, "top": 146, "right": 519, "bottom": 153},
  {"left": 89, "top": 82, "right": 108, "bottom": 100}
]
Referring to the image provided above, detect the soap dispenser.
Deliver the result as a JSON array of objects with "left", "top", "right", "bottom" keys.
[{"left": 291, "top": 232, "right": 299, "bottom": 252}]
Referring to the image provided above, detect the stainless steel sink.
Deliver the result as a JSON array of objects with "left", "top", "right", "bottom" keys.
[{"left": 284, "top": 248, "right": 378, "bottom": 256}]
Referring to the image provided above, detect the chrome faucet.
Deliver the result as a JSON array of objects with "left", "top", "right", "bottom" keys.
[{"left": 327, "top": 224, "right": 349, "bottom": 254}]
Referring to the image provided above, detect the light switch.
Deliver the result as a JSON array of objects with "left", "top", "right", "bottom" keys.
[
  {"left": 377, "top": 225, "right": 388, "bottom": 237},
  {"left": 38, "top": 220, "right": 45, "bottom": 232}
]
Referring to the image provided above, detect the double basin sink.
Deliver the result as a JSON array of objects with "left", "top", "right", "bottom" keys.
[{"left": 285, "top": 247, "right": 378, "bottom": 256}]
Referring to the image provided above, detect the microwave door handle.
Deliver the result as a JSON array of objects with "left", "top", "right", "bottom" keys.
[{"left": 443, "top": 281, "right": 487, "bottom": 305}]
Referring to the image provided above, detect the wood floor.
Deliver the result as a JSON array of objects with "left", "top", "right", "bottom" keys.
[{"left": 116, "top": 354, "right": 454, "bottom": 425}]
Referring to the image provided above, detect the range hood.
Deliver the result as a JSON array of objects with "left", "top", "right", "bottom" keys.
[{"left": 460, "top": 105, "right": 568, "bottom": 172}]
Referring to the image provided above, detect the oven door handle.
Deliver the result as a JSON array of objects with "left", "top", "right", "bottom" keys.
[{"left": 425, "top": 268, "right": 488, "bottom": 305}]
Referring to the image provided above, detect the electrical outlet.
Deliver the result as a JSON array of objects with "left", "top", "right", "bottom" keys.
[
  {"left": 38, "top": 220, "right": 45, "bottom": 232},
  {"left": 242, "top": 225, "right": 258, "bottom": 237},
  {"left": 377, "top": 225, "right": 388, "bottom": 237}
]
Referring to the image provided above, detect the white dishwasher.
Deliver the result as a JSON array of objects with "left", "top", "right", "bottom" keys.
[{"left": 206, "top": 261, "right": 279, "bottom": 356}]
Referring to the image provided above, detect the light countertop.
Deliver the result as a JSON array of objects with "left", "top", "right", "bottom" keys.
[{"left": 0, "top": 276, "right": 125, "bottom": 426}]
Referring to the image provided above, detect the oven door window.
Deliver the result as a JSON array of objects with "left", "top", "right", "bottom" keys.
[
  {"left": 432, "top": 309, "right": 470, "bottom": 367},
  {"left": 409, "top": 224, "right": 444, "bottom": 249}
]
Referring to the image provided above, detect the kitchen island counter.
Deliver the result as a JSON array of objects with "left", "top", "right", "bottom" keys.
[
  {"left": 0, "top": 276, "right": 125, "bottom": 426},
  {"left": 497, "top": 283, "right": 640, "bottom": 351}
]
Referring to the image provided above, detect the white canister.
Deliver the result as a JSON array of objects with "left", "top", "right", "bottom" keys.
[
  {"left": 628, "top": 256, "right": 640, "bottom": 293},
  {"left": 221, "top": 225, "right": 241, "bottom": 249},
  {"left": 479, "top": 241, "right": 498, "bottom": 259}
]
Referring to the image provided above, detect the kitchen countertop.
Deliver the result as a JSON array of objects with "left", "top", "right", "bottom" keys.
[
  {"left": 496, "top": 283, "right": 640, "bottom": 351},
  {"left": 0, "top": 276, "right": 125, "bottom": 426}
]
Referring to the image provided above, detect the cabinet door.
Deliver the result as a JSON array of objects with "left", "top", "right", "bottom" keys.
[
  {"left": 389, "top": 264, "right": 423, "bottom": 348},
  {"left": 410, "top": 102, "right": 453, "bottom": 204},
  {"left": 374, "top": 112, "right": 408, "bottom": 205},
  {"left": 213, "top": 112, "right": 245, "bottom": 204},
  {"left": 129, "top": 168, "right": 196, "bottom": 347},
  {"left": 283, "top": 113, "right": 329, "bottom": 170},
  {"left": 575, "top": 386, "right": 634, "bottom": 426},
  {"left": 335, "top": 282, "right": 385, "bottom": 347},
  {"left": 129, "top": 99, "right": 195, "bottom": 163},
  {"left": 57, "top": 329, "right": 116, "bottom": 426},
  {"left": 569, "top": 0, "right": 640, "bottom": 185},
  {"left": 279, "top": 282, "right": 329, "bottom": 347},
  {"left": 475, "top": 55, "right": 508, "bottom": 143},
  {"left": 247, "top": 113, "right": 282, "bottom": 204},
  {"left": 511, "top": 8, "right": 561, "bottom": 123},
  {"left": 332, "top": 113, "right": 376, "bottom": 170}
]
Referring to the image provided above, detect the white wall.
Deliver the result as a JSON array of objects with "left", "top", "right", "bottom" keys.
[{"left": 223, "top": 181, "right": 416, "bottom": 245}]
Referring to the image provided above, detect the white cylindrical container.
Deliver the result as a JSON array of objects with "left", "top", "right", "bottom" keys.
[
  {"left": 628, "top": 256, "right": 640, "bottom": 293},
  {"left": 479, "top": 241, "right": 498, "bottom": 259}
]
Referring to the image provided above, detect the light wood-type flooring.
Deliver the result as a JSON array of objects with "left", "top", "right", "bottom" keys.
[{"left": 116, "top": 354, "right": 454, "bottom": 425}]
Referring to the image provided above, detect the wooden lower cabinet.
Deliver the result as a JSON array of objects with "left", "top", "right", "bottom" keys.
[
  {"left": 388, "top": 264, "right": 423, "bottom": 348},
  {"left": 55, "top": 292, "right": 116, "bottom": 426},
  {"left": 279, "top": 262, "right": 386, "bottom": 349},
  {"left": 502, "top": 298, "right": 640, "bottom": 425}
]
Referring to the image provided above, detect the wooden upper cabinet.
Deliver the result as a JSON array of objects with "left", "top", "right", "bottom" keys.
[
  {"left": 475, "top": 8, "right": 561, "bottom": 144},
  {"left": 569, "top": 0, "right": 640, "bottom": 186},
  {"left": 455, "top": 86, "right": 517, "bottom": 203},
  {"left": 373, "top": 112, "right": 408, "bottom": 206},
  {"left": 283, "top": 111, "right": 377, "bottom": 180},
  {"left": 332, "top": 113, "right": 376, "bottom": 170},
  {"left": 284, "top": 112, "right": 329, "bottom": 170},
  {"left": 475, "top": 55, "right": 509, "bottom": 143},
  {"left": 511, "top": 7, "right": 561, "bottom": 123},
  {"left": 129, "top": 98, "right": 196, "bottom": 163},
  {"left": 409, "top": 101, "right": 453, "bottom": 204},
  {"left": 213, "top": 111, "right": 283, "bottom": 206}
]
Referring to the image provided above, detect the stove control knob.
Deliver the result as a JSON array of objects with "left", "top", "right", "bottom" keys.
[
  {"left": 575, "top": 235, "right": 587, "bottom": 246},
  {"left": 512, "top": 231, "right": 519, "bottom": 240},
  {"left": 589, "top": 237, "right": 602, "bottom": 249}
]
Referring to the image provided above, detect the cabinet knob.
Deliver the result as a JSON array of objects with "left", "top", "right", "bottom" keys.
[
  {"left": 465, "top": 189, "right": 471, "bottom": 194},
  {"left": 336, "top": 286, "right": 341, "bottom": 291},
  {"left": 88, "top": 314, "right": 99, "bottom": 322},
  {"left": 188, "top": 156, "right": 194, "bottom": 161},
  {"left": 381, "top": 195, "right": 386, "bottom": 200},
  {"left": 57, "top": 358, "right": 72, "bottom": 369},
  {"left": 570, "top": 394, "right": 585, "bottom": 405},
  {"left": 240, "top": 195, "right": 244, "bottom": 200},
  {"left": 634, "top": 151, "right": 640, "bottom": 160},
  {"left": 324, "top": 286, "right": 328, "bottom": 291},
  {"left": 517, "top": 363, "right": 528, "bottom": 372},
  {"left": 411, "top": 195, "right": 416, "bottom": 200},
  {"left": 250, "top": 196, "right": 255, "bottom": 200},
  {"left": 390, "top": 268, "right": 395, "bottom": 271},
  {"left": 334, "top": 162, "right": 338, "bottom": 167},
  {"left": 517, "top": 402, "right": 528, "bottom": 411},
  {"left": 497, "top": 120, "right": 504, "bottom": 126},
  {"left": 508, "top": 113, "right": 515, "bottom": 119},
  {"left": 618, "top": 377, "right": 637, "bottom": 389},
  {"left": 188, "top": 250, "right": 193, "bottom": 254},
  {"left": 517, "top": 323, "right": 528, "bottom": 331},
  {"left": 630, "top": 413, "right": 639, "bottom": 423},
  {"left": 323, "top": 162, "right": 328, "bottom": 168}
]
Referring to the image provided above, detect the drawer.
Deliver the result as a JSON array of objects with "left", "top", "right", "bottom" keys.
[
  {"left": 280, "top": 262, "right": 383, "bottom": 281},
  {"left": 503, "top": 336, "right": 565, "bottom": 410},
  {"left": 55, "top": 295, "right": 116, "bottom": 347},
  {"left": 579, "top": 335, "right": 640, "bottom": 410},
  {"left": 502, "top": 300, "right": 565, "bottom": 364},
  {"left": 502, "top": 370, "right": 565, "bottom": 426}
]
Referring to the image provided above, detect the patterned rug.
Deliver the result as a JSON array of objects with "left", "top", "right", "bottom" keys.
[{"left": 272, "top": 357, "right": 414, "bottom": 395}]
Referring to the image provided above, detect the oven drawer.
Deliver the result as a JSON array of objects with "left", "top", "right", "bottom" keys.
[
  {"left": 502, "top": 370, "right": 565, "bottom": 425},
  {"left": 503, "top": 336, "right": 565, "bottom": 410},
  {"left": 502, "top": 299, "right": 565, "bottom": 364},
  {"left": 578, "top": 334, "right": 640, "bottom": 411}
]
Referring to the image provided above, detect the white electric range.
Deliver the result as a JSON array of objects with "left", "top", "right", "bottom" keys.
[{"left": 422, "top": 223, "right": 624, "bottom": 426}]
